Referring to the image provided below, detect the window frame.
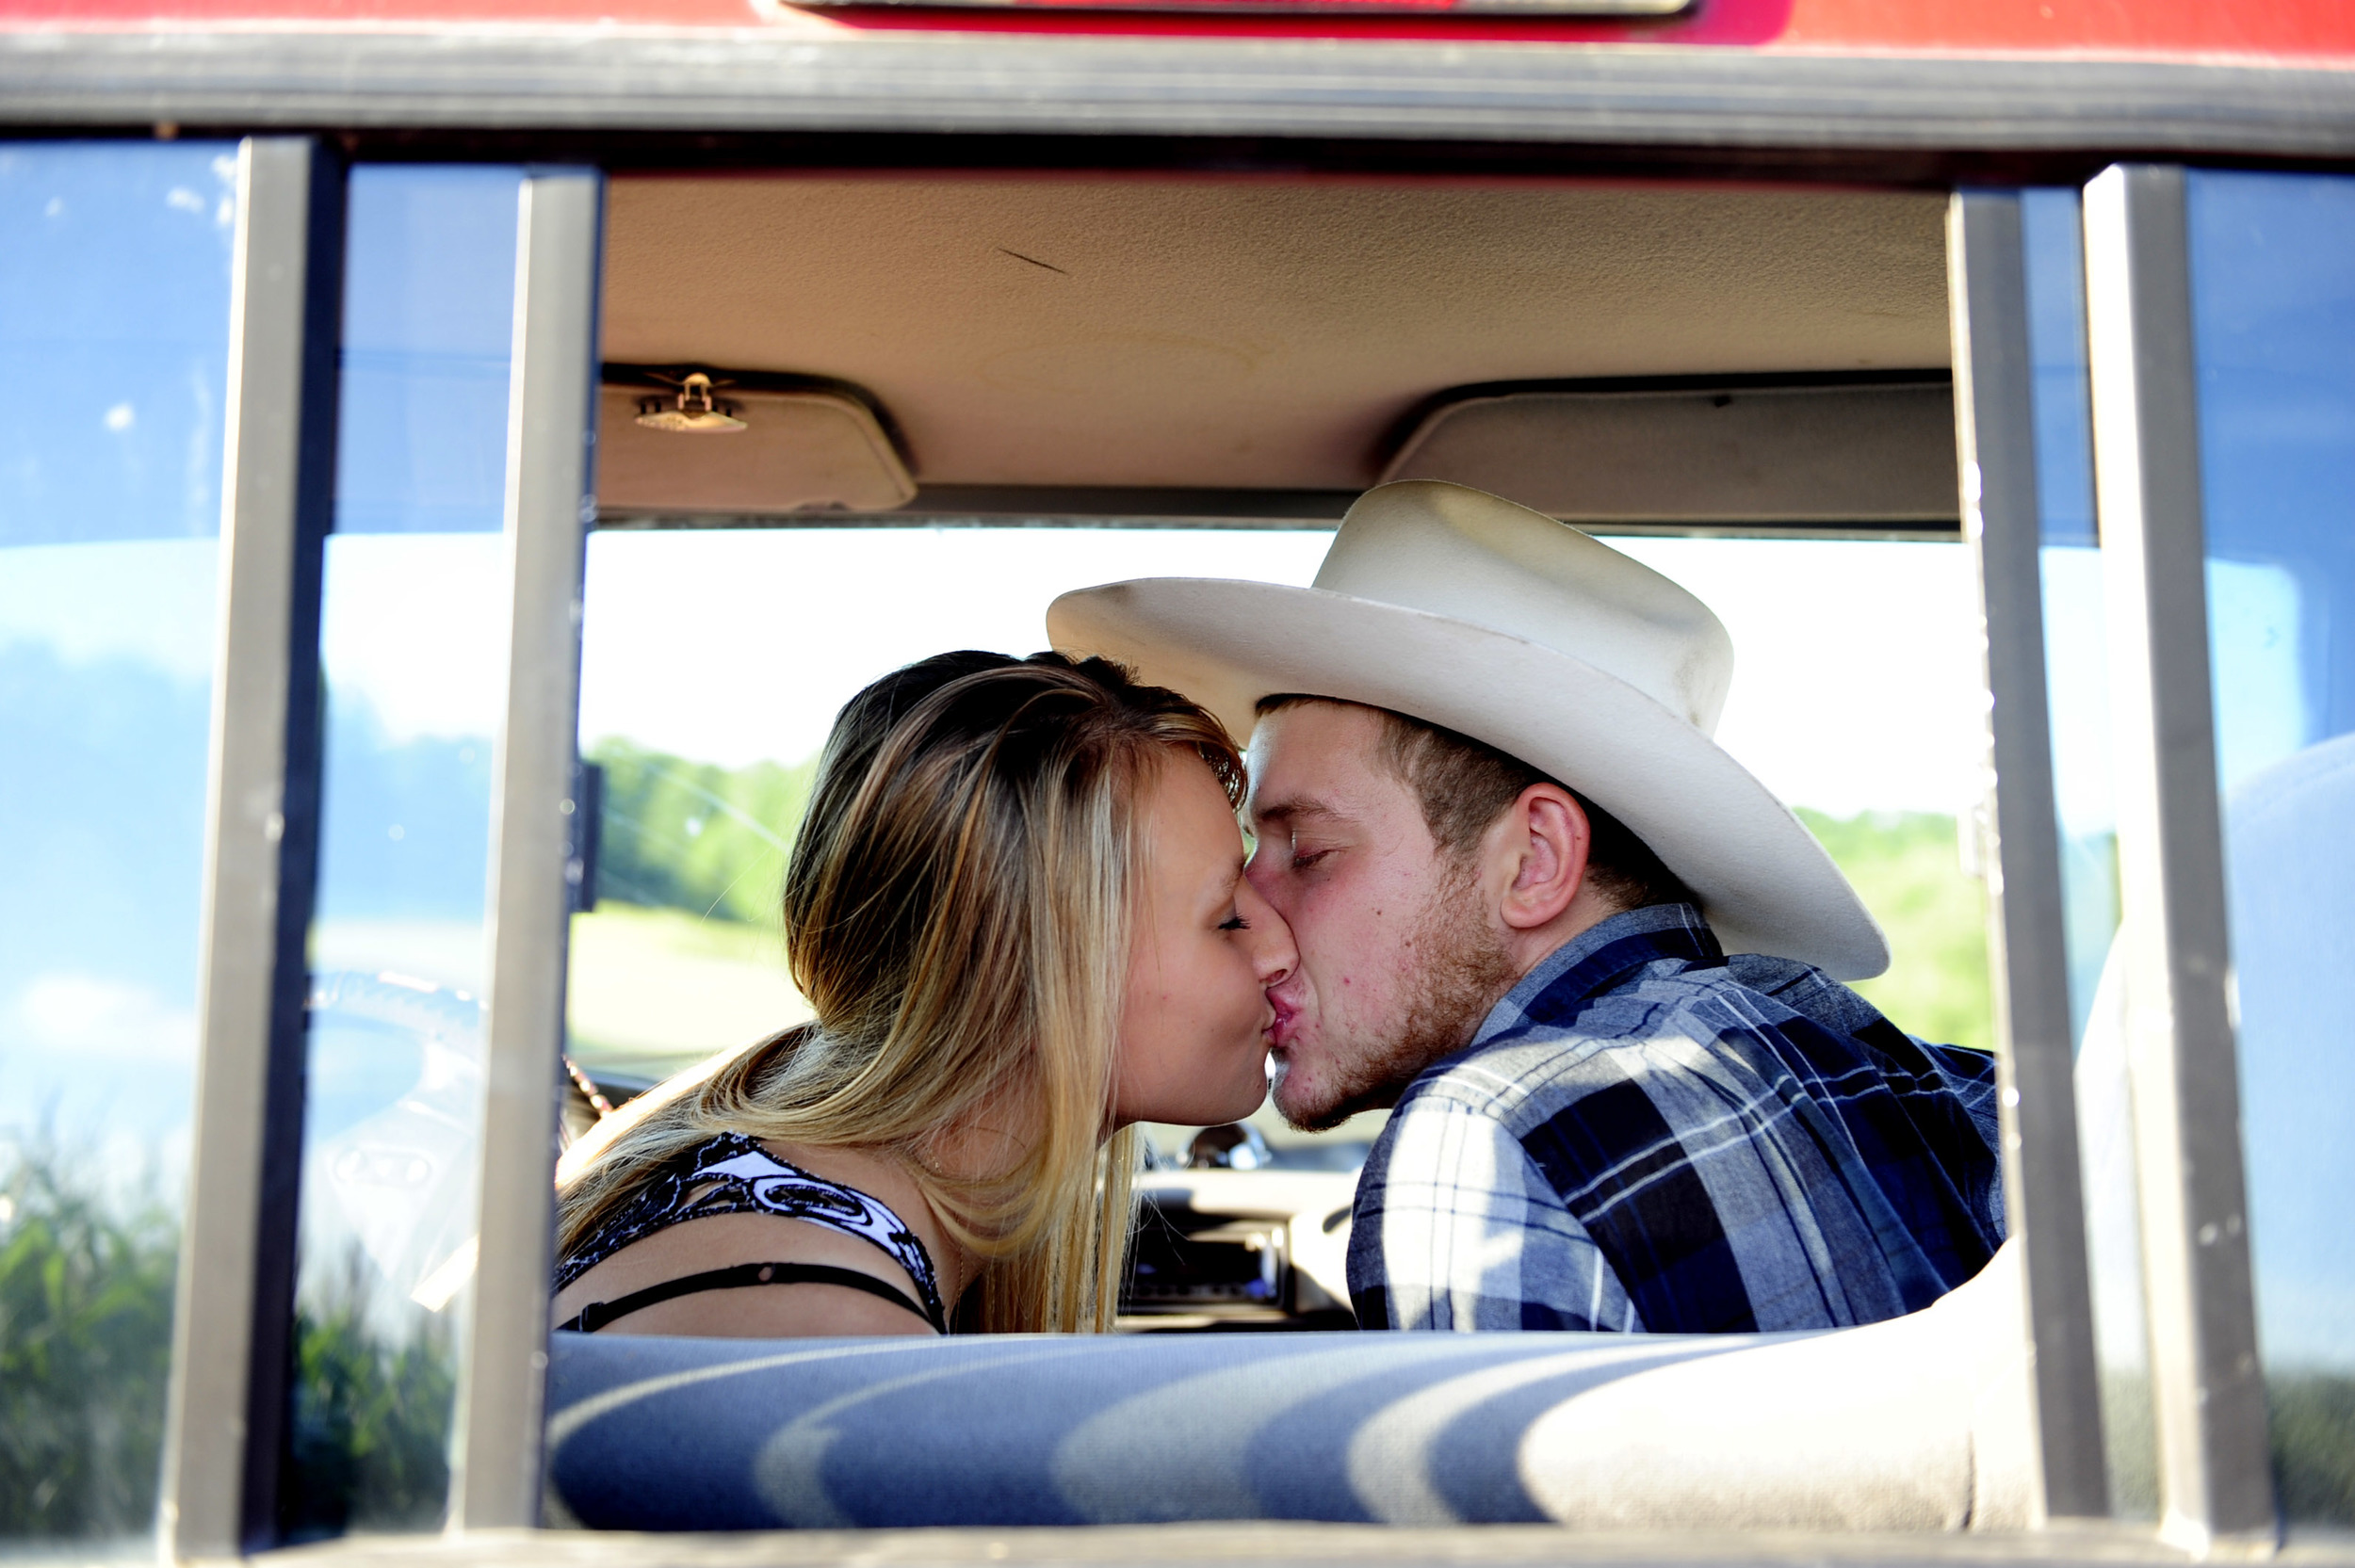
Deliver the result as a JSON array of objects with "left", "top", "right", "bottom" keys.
[
  {"left": 154, "top": 136, "right": 2289, "bottom": 1558},
  {"left": 1947, "top": 188, "right": 2110, "bottom": 1526},
  {"left": 2077, "top": 163, "right": 2274, "bottom": 1551},
  {"left": 451, "top": 165, "right": 608, "bottom": 1531},
  {"left": 162, "top": 135, "right": 345, "bottom": 1560}
]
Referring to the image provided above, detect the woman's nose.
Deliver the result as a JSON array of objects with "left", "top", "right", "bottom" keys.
[{"left": 1238, "top": 881, "right": 1297, "bottom": 985}]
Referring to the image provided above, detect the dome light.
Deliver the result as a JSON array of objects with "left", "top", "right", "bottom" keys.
[{"left": 635, "top": 372, "right": 747, "bottom": 433}]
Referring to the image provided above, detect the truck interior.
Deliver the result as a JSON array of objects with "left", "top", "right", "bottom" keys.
[
  {"left": 532, "top": 170, "right": 1977, "bottom": 1341},
  {"left": 512, "top": 165, "right": 2035, "bottom": 1532}
]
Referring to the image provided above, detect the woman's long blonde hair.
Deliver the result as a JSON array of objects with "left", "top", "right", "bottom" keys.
[{"left": 557, "top": 651, "right": 1243, "bottom": 1333}]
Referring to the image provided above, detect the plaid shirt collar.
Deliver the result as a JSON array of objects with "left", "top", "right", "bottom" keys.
[
  {"left": 1463, "top": 901, "right": 1726, "bottom": 1055},
  {"left": 1352, "top": 899, "right": 2006, "bottom": 1334}
]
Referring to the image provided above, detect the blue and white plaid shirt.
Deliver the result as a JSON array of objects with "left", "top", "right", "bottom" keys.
[{"left": 1347, "top": 903, "right": 2005, "bottom": 1333}]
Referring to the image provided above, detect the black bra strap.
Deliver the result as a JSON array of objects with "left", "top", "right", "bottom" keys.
[{"left": 558, "top": 1261, "right": 945, "bottom": 1335}]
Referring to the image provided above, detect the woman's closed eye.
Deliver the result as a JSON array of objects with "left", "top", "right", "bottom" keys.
[{"left": 1218, "top": 911, "right": 1251, "bottom": 932}]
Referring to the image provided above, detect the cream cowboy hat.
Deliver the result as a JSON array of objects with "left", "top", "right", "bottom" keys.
[{"left": 1047, "top": 480, "right": 1888, "bottom": 980}]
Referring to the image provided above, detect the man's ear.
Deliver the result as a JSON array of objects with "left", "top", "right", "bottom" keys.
[{"left": 1494, "top": 783, "right": 1590, "bottom": 932}]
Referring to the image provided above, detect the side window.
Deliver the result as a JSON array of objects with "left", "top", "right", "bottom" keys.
[
  {"left": 563, "top": 522, "right": 1999, "bottom": 1350},
  {"left": 2183, "top": 169, "right": 2355, "bottom": 1530},
  {"left": 0, "top": 142, "right": 238, "bottom": 1547},
  {"left": 562, "top": 176, "right": 2000, "bottom": 1323},
  {"left": 565, "top": 529, "right": 1999, "bottom": 1206},
  {"left": 285, "top": 164, "right": 524, "bottom": 1543},
  {"left": 2015, "top": 188, "right": 2155, "bottom": 1519}
]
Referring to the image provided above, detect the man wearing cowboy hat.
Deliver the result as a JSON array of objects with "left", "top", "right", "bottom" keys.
[{"left": 1050, "top": 480, "right": 2006, "bottom": 1333}]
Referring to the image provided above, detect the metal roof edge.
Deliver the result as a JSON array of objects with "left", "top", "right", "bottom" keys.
[{"left": 4, "top": 29, "right": 2354, "bottom": 155}]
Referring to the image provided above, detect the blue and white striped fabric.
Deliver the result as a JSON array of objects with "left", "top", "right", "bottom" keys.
[
  {"left": 542, "top": 1244, "right": 2035, "bottom": 1533},
  {"left": 1348, "top": 904, "right": 2005, "bottom": 1334},
  {"left": 546, "top": 1331, "right": 1708, "bottom": 1529}
]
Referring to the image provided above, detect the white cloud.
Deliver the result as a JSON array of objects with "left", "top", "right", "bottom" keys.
[
  {"left": 317, "top": 532, "right": 510, "bottom": 742},
  {"left": 0, "top": 538, "right": 219, "bottom": 684},
  {"left": 12, "top": 973, "right": 196, "bottom": 1064},
  {"left": 2041, "top": 546, "right": 2115, "bottom": 838}
]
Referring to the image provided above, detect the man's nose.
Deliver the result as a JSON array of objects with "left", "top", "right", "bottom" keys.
[{"left": 1239, "top": 880, "right": 1297, "bottom": 986}]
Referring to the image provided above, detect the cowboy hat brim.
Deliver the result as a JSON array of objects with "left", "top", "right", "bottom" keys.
[{"left": 1049, "top": 576, "right": 1889, "bottom": 981}]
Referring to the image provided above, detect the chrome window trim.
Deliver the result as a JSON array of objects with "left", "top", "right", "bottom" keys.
[
  {"left": 162, "top": 134, "right": 346, "bottom": 1560},
  {"left": 1945, "top": 189, "right": 2109, "bottom": 1525},
  {"left": 452, "top": 167, "right": 608, "bottom": 1531},
  {"left": 1, "top": 35, "right": 2354, "bottom": 159},
  {"left": 2080, "top": 163, "right": 2273, "bottom": 1552}
]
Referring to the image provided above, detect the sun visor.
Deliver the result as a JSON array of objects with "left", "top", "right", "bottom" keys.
[
  {"left": 1381, "top": 380, "right": 1957, "bottom": 525},
  {"left": 596, "top": 371, "right": 917, "bottom": 518}
]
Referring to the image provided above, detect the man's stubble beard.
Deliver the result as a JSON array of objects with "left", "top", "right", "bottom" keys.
[{"left": 1277, "top": 861, "right": 1519, "bottom": 1133}]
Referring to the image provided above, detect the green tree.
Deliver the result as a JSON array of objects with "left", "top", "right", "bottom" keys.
[
  {"left": 279, "top": 1250, "right": 455, "bottom": 1541},
  {"left": 2271, "top": 1373, "right": 2355, "bottom": 1526},
  {"left": 0, "top": 1133, "right": 176, "bottom": 1541},
  {"left": 1797, "top": 809, "right": 1993, "bottom": 1055},
  {"left": 588, "top": 740, "right": 820, "bottom": 926}
]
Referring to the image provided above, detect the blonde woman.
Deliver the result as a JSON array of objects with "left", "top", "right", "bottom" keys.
[{"left": 551, "top": 651, "right": 1297, "bottom": 1337}]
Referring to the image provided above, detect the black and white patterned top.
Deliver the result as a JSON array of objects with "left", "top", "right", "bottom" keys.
[{"left": 558, "top": 1131, "right": 948, "bottom": 1332}]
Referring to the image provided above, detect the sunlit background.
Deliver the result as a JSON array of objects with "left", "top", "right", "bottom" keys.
[{"left": 271, "top": 525, "right": 2003, "bottom": 1121}]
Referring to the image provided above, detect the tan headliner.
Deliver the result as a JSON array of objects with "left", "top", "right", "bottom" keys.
[{"left": 602, "top": 176, "right": 1949, "bottom": 494}]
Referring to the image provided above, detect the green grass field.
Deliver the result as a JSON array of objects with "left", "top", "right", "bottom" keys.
[
  {"left": 578, "top": 736, "right": 2002, "bottom": 1062},
  {"left": 566, "top": 901, "right": 806, "bottom": 1083},
  {"left": 1798, "top": 808, "right": 1994, "bottom": 1055}
]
